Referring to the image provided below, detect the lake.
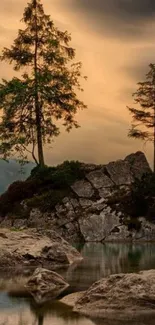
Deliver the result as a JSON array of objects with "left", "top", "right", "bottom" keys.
[{"left": 1, "top": 243, "right": 155, "bottom": 325}]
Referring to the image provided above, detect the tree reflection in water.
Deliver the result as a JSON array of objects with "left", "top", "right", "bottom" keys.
[
  {"left": 38, "top": 315, "right": 43, "bottom": 325},
  {"left": 29, "top": 298, "right": 87, "bottom": 325},
  {"left": 2, "top": 243, "right": 155, "bottom": 325}
]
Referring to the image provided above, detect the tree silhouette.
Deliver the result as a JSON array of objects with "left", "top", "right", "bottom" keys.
[
  {"left": 0, "top": 0, "right": 86, "bottom": 166},
  {"left": 127, "top": 63, "right": 155, "bottom": 171}
]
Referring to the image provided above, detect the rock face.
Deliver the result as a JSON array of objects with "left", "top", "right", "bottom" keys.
[
  {"left": 105, "top": 159, "right": 133, "bottom": 185},
  {"left": 79, "top": 210, "right": 120, "bottom": 242},
  {"left": 71, "top": 180, "right": 94, "bottom": 198},
  {"left": 0, "top": 151, "right": 153, "bottom": 243},
  {"left": 74, "top": 270, "right": 155, "bottom": 320},
  {"left": 61, "top": 292, "right": 84, "bottom": 307},
  {"left": 0, "top": 228, "right": 82, "bottom": 271},
  {"left": 86, "top": 170, "right": 114, "bottom": 188},
  {"left": 26, "top": 268, "right": 69, "bottom": 303},
  {"left": 125, "top": 151, "right": 151, "bottom": 179}
]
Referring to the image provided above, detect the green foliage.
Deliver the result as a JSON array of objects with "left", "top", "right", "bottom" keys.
[
  {"left": 30, "top": 160, "right": 84, "bottom": 188},
  {"left": 127, "top": 63, "right": 155, "bottom": 143},
  {"left": 26, "top": 189, "right": 69, "bottom": 212},
  {"left": 10, "top": 227, "right": 23, "bottom": 232},
  {"left": 0, "top": 160, "right": 84, "bottom": 215},
  {"left": 0, "top": 179, "right": 39, "bottom": 215},
  {"left": 0, "top": 0, "right": 87, "bottom": 165},
  {"left": 132, "top": 173, "right": 155, "bottom": 198},
  {"left": 127, "top": 63, "right": 155, "bottom": 171},
  {"left": 127, "top": 172, "right": 155, "bottom": 223}
]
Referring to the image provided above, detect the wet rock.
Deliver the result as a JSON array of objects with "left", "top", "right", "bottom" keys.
[
  {"left": 38, "top": 229, "right": 83, "bottom": 264},
  {"left": 61, "top": 292, "right": 85, "bottom": 307},
  {"left": 26, "top": 268, "right": 69, "bottom": 303},
  {"left": 74, "top": 270, "right": 155, "bottom": 320},
  {"left": 132, "top": 217, "right": 155, "bottom": 241},
  {"left": 105, "top": 225, "right": 131, "bottom": 242}
]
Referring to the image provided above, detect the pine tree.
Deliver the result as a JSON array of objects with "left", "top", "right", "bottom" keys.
[
  {"left": 127, "top": 63, "right": 155, "bottom": 171},
  {"left": 0, "top": 0, "right": 86, "bottom": 166}
]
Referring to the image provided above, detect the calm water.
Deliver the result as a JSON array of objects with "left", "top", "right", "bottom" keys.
[{"left": 1, "top": 243, "right": 155, "bottom": 325}]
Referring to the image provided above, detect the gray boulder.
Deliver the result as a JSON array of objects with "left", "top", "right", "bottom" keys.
[
  {"left": 79, "top": 208, "right": 121, "bottom": 242},
  {"left": 86, "top": 169, "right": 114, "bottom": 188},
  {"left": 0, "top": 228, "right": 82, "bottom": 271},
  {"left": 105, "top": 159, "right": 133, "bottom": 185},
  {"left": 125, "top": 151, "right": 152, "bottom": 179},
  {"left": 74, "top": 270, "right": 155, "bottom": 320},
  {"left": 71, "top": 180, "right": 94, "bottom": 198},
  {"left": 26, "top": 268, "right": 69, "bottom": 303}
]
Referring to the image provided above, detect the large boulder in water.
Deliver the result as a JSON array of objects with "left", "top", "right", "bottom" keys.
[
  {"left": 0, "top": 228, "right": 82, "bottom": 273},
  {"left": 74, "top": 270, "right": 155, "bottom": 321},
  {"left": 26, "top": 268, "right": 69, "bottom": 303}
]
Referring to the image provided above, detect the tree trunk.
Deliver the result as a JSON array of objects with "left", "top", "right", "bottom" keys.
[
  {"left": 34, "top": 0, "right": 45, "bottom": 166},
  {"left": 38, "top": 315, "right": 44, "bottom": 325},
  {"left": 153, "top": 106, "right": 155, "bottom": 173}
]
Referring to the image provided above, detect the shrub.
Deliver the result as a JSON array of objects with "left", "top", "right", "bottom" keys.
[
  {"left": 30, "top": 160, "right": 84, "bottom": 189},
  {"left": 0, "top": 179, "right": 39, "bottom": 215},
  {"left": 129, "top": 172, "right": 155, "bottom": 222},
  {"left": 132, "top": 173, "right": 155, "bottom": 198},
  {"left": 0, "top": 160, "right": 84, "bottom": 216},
  {"left": 26, "top": 189, "right": 70, "bottom": 212},
  {"left": 124, "top": 217, "right": 142, "bottom": 232}
]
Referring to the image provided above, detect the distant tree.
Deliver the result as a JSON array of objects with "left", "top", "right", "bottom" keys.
[
  {"left": 127, "top": 63, "right": 155, "bottom": 171},
  {"left": 0, "top": 0, "right": 86, "bottom": 166}
]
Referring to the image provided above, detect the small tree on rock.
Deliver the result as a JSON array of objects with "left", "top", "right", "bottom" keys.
[
  {"left": 0, "top": 0, "right": 86, "bottom": 166},
  {"left": 127, "top": 63, "right": 155, "bottom": 171}
]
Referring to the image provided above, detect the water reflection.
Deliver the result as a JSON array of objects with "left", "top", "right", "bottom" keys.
[
  {"left": 0, "top": 298, "right": 94, "bottom": 325},
  {"left": 1, "top": 243, "right": 155, "bottom": 325},
  {"left": 64, "top": 243, "right": 155, "bottom": 290}
]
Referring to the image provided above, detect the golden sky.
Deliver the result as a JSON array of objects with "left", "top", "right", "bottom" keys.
[{"left": 0, "top": 0, "right": 155, "bottom": 167}]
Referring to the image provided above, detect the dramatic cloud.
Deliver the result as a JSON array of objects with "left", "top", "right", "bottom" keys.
[
  {"left": 69, "top": 0, "right": 155, "bottom": 20},
  {"left": 0, "top": 0, "right": 154, "bottom": 167},
  {"left": 58, "top": 0, "right": 155, "bottom": 40}
]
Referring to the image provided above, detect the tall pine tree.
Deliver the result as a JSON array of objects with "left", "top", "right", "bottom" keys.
[
  {"left": 127, "top": 63, "right": 155, "bottom": 171},
  {"left": 0, "top": 0, "right": 86, "bottom": 166}
]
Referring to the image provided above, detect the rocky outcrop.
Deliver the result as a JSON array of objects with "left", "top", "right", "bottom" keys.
[
  {"left": 0, "top": 228, "right": 82, "bottom": 272},
  {"left": 125, "top": 151, "right": 151, "bottom": 179},
  {"left": 73, "top": 270, "right": 155, "bottom": 320},
  {"left": 79, "top": 209, "right": 121, "bottom": 242},
  {"left": 71, "top": 180, "right": 95, "bottom": 198},
  {"left": 26, "top": 268, "right": 69, "bottom": 303},
  {"left": 0, "top": 151, "right": 153, "bottom": 243}
]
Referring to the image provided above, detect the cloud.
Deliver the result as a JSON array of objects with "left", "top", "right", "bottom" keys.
[
  {"left": 0, "top": 0, "right": 153, "bottom": 166},
  {"left": 120, "top": 46, "right": 155, "bottom": 82},
  {"left": 60, "top": 0, "right": 155, "bottom": 39},
  {"left": 71, "top": 0, "right": 155, "bottom": 20}
]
